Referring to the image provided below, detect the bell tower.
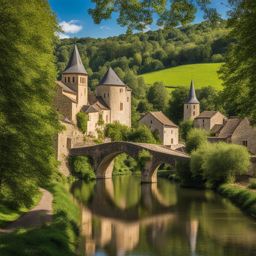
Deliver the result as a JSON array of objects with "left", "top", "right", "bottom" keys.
[
  {"left": 62, "top": 45, "right": 88, "bottom": 109},
  {"left": 184, "top": 81, "right": 200, "bottom": 121}
]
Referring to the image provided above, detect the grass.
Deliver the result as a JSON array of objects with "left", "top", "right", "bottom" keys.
[
  {"left": 0, "top": 177, "right": 80, "bottom": 256},
  {"left": 218, "top": 183, "right": 256, "bottom": 218},
  {"left": 0, "top": 192, "right": 42, "bottom": 227},
  {"left": 141, "top": 63, "right": 223, "bottom": 90}
]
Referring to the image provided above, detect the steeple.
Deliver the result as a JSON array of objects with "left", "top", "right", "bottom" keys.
[
  {"left": 187, "top": 80, "right": 199, "bottom": 104},
  {"left": 100, "top": 67, "right": 125, "bottom": 86},
  {"left": 63, "top": 45, "right": 87, "bottom": 75}
]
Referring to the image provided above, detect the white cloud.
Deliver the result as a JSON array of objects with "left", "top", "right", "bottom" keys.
[
  {"left": 56, "top": 32, "right": 70, "bottom": 39},
  {"left": 100, "top": 25, "right": 111, "bottom": 31},
  {"left": 143, "top": 25, "right": 151, "bottom": 32},
  {"left": 59, "top": 20, "right": 83, "bottom": 34}
]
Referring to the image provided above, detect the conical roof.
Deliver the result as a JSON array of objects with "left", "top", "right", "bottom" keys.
[
  {"left": 100, "top": 67, "right": 125, "bottom": 86},
  {"left": 187, "top": 81, "right": 199, "bottom": 104},
  {"left": 63, "top": 45, "right": 87, "bottom": 75}
]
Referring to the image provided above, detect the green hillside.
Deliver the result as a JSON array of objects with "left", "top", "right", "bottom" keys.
[{"left": 141, "top": 63, "right": 223, "bottom": 90}]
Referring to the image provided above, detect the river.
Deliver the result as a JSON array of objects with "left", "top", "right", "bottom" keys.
[{"left": 72, "top": 175, "right": 256, "bottom": 256}]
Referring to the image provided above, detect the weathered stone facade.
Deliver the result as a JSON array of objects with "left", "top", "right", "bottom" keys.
[{"left": 139, "top": 111, "right": 179, "bottom": 146}]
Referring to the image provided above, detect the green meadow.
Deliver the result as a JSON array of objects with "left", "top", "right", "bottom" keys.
[{"left": 141, "top": 63, "right": 224, "bottom": 90}]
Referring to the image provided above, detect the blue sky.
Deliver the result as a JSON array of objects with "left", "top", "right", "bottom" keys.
[{"left": 49, "top": 0, "right": 229, "bottom": 39}]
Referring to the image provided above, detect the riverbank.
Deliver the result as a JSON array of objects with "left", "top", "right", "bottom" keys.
[
  {"left": 0, "top": 177, "right": 80, "bottom": 256},
  {"left": 218, "top": 183, "right": 256, "bottom": 218}
]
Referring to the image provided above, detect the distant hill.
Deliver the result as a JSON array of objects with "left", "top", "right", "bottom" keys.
[{"left": 141, "top": 63, "right": 223, "bottom": 90}]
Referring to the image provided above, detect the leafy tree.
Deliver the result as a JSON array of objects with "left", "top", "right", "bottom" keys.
[
  {"left": 137, "top": 100, "right": 153, "bottom": 113},
  {"left": 147, "top": 82, "right": 169, "bottom": 111},
  {"left": 105, "top": 122, "right": 130, "bottom": 141},
  {"left": 77, "top": 112, "right": 89, "bottom": 134},
  {"left": 0, "top": 0, "right": 60, "bottom": 208},
  {"left": 186, "top": 128, "right": 208, "bottom": 153},
  {"left": 128, "top": 125, "right": 157, "bottom": 144},
  {"left": 179, "top": 119, "right": 193, "bottom": 141}
]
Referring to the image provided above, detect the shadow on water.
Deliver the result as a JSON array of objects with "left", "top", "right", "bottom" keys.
[{"left": 72, "top": 176, "right": 256, "bottom": 256}]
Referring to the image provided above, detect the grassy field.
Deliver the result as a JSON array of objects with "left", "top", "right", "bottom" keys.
[{"left": 141, "top": 63, "right": 223, "bottom": 90}]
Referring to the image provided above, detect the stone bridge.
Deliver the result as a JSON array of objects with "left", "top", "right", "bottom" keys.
[{"left": 70, "top": 142, "right": 190, "bottom": 183}]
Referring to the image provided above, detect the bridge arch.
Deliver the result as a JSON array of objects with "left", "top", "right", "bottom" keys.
[{"left": 70, "top": 142, "right": 190, "bottom": 183}]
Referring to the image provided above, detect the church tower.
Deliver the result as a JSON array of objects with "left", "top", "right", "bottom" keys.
[
  {"left": 62, "top": 45, "right": 88, "bottom": 109},
  {"left": 96, "top": 67, "right": 131, "bottom": 127},
  {"left": 183, "top": 81, "right": 200, "bottom": 121}
]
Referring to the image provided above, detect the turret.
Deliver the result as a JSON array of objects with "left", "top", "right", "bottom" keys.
[
  {"left": 183, "top": 81, "right": 200, "bottom": 121},
  {"left": 96, "top": 67, "right": 131, "bottom": 127},
  {"left": 62, "top": 45, "right": 88, "bottom": 108}
]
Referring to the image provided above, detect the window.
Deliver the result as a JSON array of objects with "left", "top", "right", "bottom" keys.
[
  {"left": 193, "top": 105, "right": 196, "bottom": 109},
  {"left": 202, "top": 119, "right": 205, "bottom": 127},
  {"left": 120, "top": 103, "right": 123, "bottom": 111},
  {"left": 193, "top": 111, "right": 195, "bottom": 116},
  {"left": 242, "top": 140, "right": 248, "bottom": 147},
  {"left": 120, "top": 89, "right": 123, "bottom": 93},
  {"left": 68, "top": 77, "right": 70, "bottom": 83},
  {"left": 150, "top": 120, "right": 153, "bottom": 124},
  {"left": 127, "top": 97, "right": 129, "bottom": 102},
  {"left": 171, "top": 138, "right": 174, "bottom": 144},
  {"left": 72, "top": 77, "right": 75, "bottom": 83},
  {"left": 171, "top": 129, "right": 173, "bottom": 134},
  {"left": 187, "top": 105, "right": 188, "bottom": 109},
  {"left": 64, "top": 77, "right": 66, "bottom": 83},
  {"left": 104, "top": 93, "right": 106, "bottom": 98}
]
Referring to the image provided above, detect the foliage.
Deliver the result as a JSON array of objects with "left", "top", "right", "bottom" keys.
[
  {"left": 191, "top": 143, "right": 250, "bottom": 188},
  {"left": 105, "top": 122, "right": 130, "bottom": 141},
  {"left": 76, "top": 112, "right": 89, "bottom": 134},
  {"left": 0, "top": 179, "right": 80, "bottom": 256},
  {"left": 220, "top": 1, "right": 256, "bottom": 123},
  {"left": 218, "top": 184, "right": 256, "bottom": 218},
  {"left": 69, "top": 156, "right": 95, "bottom": 181},
  {"left": 147, "top": 82, "right": 169, "bottom": 112},
  {"left": 179, "top": 119, "right": 193, "bottom": 141},
  {"left": 88, "top": 0, "right": 221, "bottom": 32},
  {"left": 113, "top": 154, "right": 134, "bottom": 175},
  {"left": 248, "top": 179, "right": 256, "bottom": 190},
  {"left": 175, "top": 160, "right": 195, "bottom": 187},
  {"left": 128, "top": 125, "right": 157, "bottom": 144},
  {"left": 142, "top": 63, "right": 223, "bottom": 89},
  {"left": 186, "top": 128, "right": 208, "bottom": 153},
  {"left": 0, "top": 0, "right": 60, "bottom": 208}
]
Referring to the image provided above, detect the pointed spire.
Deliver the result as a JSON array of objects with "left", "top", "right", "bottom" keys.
[
  {"left": 100, "top": 67, "right": 125, "bottom": 86},
  {"left": 63, "top": 45, "right": 87, "bottom": 75},
  {"left": 187, "top": 80, "right": 199, "bottom": 104}
]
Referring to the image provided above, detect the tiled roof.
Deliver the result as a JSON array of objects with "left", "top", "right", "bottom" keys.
[
  {"left": 56, "top": 81, "right": 76, "bottom": 94},
  {"left": 186, "top": 81, "right": 199, "bottom": 104},
  {"left": 195, "top": 111, "right": 218, "bottom": 119},
  {"left": 63, "top": 45, "right": 87, "bottom": 75},
  {"left": 217, "top": 117, "right": 242, "bottom": 139},
  {"left": 100, "top": 67, "right": 125, "bottom": 86},
  {"left": 148, "top": 111, "right": 178, "bottom": 127}
]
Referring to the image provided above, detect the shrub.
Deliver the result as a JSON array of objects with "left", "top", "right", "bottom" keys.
[
  {"left": 69, "top": 156, "right": 95, "bottom": 181},
  {"left": 248, "top": 178, "right": 256, "bottom": 189},
  {"left": 179, "top": 119, "right": 193, "bottom": 141},
  {"left": 76, "top": 112, "right": 89, "bottom": 134},
  {"left": 105, "top": 122, "right": 130, "bottom": 141},
  {"left": 128, "top": 125, "right": 157, "bottom": 144},
  {"left": 186, "top": 128, "right": 208, "bottom": 153}
]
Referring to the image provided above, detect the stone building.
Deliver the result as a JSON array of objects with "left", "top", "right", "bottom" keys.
[
  {"left": 183, "top": 81, "right": 200, "bottom": 121},
  {"left": 139, "top": 111, "right": 179, "bottom": 146},
  {"left": 194, "top": 111, "right": 226, "bottom": 132},
  {"left": 55, "top": 45, "right": 131, "bottom": 174}
]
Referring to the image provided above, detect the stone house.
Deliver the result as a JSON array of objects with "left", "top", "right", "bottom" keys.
[
  {"left": 139, "top": 111, "right": 179, "bottom": 146},
  {"left": 194, "top": 111, "right": 226, "bottom": 132},
  {"left": 208, "top": 117, "right": 256, "bottom": 154},
  {"left": 54, "top": 45, "right": 131, "bottom": 174}
]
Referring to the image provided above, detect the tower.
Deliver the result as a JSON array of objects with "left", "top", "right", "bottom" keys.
[
  {"left": 96, "top": 67, "right": 131, "bottom": 127},
  {"left": 184, "top": 81, "right": 200, "bottom": 121},
  {"left": 62, "top": 45, "right": 88, "bottom": 109}
]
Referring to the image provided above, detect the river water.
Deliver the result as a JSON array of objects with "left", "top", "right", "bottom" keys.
[{"left": 72, "top": 175, "right": 256, "bottom": 256}]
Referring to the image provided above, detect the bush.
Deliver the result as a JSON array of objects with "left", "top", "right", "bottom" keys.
[
  {"left": 76, "top": 112, "right": 89, "bottom": 134},
  {"left": 186, "top": 128, "right": 208, "bottom": 153},
  {"left": 191, "top": 142, "right": 250, "bottom": 188},
  {"left": 248, "top": 179, "right": 256, "bottom": 189},
  {"left": 105, "top": 122, "right": 130, "bottom": 141},
  {"left": 69, "top": 156, "right": 95, "bottom": 181},
  {"left": 128, "top": 125, "right": 157, "bottom": 144},
  {"left": 137, "top": 150, "right": 152, "bottom": 170},
  {"left": 179, "top": 119, "right": 193, "bottom": 141}
]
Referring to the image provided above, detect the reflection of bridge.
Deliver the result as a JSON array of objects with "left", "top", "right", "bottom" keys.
[{"left": 70, "top": 142, "right": 190, "bottom": 182}]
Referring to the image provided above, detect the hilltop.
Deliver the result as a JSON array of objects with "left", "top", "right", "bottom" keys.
[{"left": 141, "top": 63, "right": 223, "bottom": 90}]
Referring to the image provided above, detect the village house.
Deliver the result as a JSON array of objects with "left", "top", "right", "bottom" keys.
[
  {"left": 139, "top": 111, "right": 179, "bottom": 146},
  {"left": 184, "top": 83, "right": 256, "bottom": 155},
  {"left": 54, "top": 45, "right": 131, "bottom": 174}
]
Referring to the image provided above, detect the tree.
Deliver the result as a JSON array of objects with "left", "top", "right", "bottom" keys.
[
  {"left": 220, "top": 1, "right": 256, "bottom": 122},
  {"left": 128, "top": 125, "right": 157, "bottom": 144},
  {"left": 147, "top": 82, "right": 169, "bottom": 112},
  {"left": 0, "top": 0, "right": 60, "bottom": 208},
  {"left": 105, "top": 122, "right": 130, "bottom": 141},
  {"left": 77, "top": 112, "right": 89, "bottom": 134},
  {"left": 179, "top": 119, "right": 193, "bottom": 141},
  {"left": 186, "top": 128, "right": 208, "bottom": 153}
]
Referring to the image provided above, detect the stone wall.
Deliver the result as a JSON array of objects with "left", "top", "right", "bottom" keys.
[
  {"left": 183, "top": 103, "right": 200, "bottom": 121},
  {"left": 194, "top": 112, "right": 225, "bottom": 131}
]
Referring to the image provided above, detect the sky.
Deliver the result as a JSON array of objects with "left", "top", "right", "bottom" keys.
[{"left": 49, "top": 0, "right": 230, "bottom": 39}]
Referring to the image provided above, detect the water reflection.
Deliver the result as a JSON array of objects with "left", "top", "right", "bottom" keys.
[{"left": 72, "top": 176, "right": 256, "bottom": 256}]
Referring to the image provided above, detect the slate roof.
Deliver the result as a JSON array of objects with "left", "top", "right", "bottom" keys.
[
  {"left": 56, "top": 81, "right": 76, "bottom": 94},
  {"left": 210, "top": 124, "right": 223, "bottom": 134},
  {"left": 217, "top": 117, "right": 242, "bottom": 139},
  {"left": 148, "top": 111, "right": 178, "bottom": 128},
  {"left": 186, "top": 81, "right": 199, "bottom": 104},
  {"left": 100, "top": 67, "right": 125, "bottom": 86},
  {"left": 82, "top": 94, "right": 110, "bottom": 114},
  {"left": 195, "top": 111, "right": 218, "bottom": 119},
  {"left": 63, "top": 45, "right": 87, "bottom": 75}
]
